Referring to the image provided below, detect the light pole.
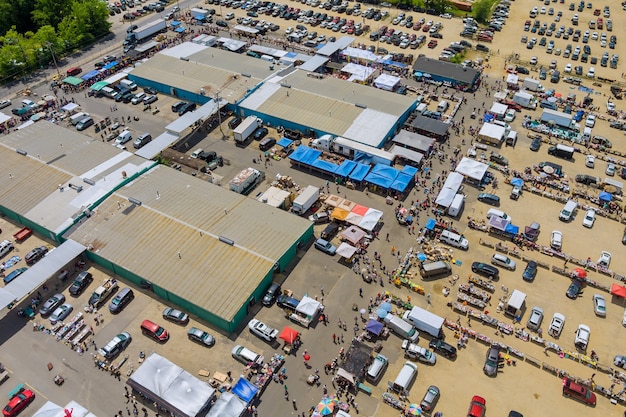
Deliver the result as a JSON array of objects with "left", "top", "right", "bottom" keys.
[
  {"left": 215, "top": 92, "right": 226, "bottom": 139},
  {"left": 45, "top": 42, "right": 61, "bottom": 80}
]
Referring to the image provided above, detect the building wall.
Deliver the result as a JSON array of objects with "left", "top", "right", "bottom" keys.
[
  {"left": 0, "top": 208, "right": 57, "bottom": 243},
  {"left": 127, "top": 75, "right": 213, "bottom": 105}
]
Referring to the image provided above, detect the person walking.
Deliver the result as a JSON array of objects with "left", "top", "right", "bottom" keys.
[{"left": 332, "top": 333, "right": 336, "bottom": 344}]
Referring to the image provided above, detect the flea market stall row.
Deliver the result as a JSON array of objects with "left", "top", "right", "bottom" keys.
[{"left": 289, "top": 145, "right": 419, "bottom": 198}]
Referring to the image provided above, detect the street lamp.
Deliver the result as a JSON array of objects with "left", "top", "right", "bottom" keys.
[{"left": 215, "top": 92, "right": 226, "bottom": 139}]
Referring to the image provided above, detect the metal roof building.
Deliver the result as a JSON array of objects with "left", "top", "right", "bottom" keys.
[
  {"left": 0, "top": 121, "right": 153, "bottom": 237},
  {"left": 239, "top": 69, "right": 417, "bottom": 148},
  {"left": 65, "top": 165, "right": 313, "bottom": 332},
  {"left": 412, "top": 56, "right": 481, "bottom": 92},
  {"left": 128, "top": 42, "right": 279, "bottom": 105}
]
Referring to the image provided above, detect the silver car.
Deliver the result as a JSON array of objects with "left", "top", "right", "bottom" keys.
[
  {"left": 593, "top": 294, "right": 606, "bottom": 317},
  {"left": 527, "top": 306, "right": 544, "bottom": 331},
  {"left": 49, "top": 303, "right": 73, "bottom": 325},
  {"left": 491, "top": 253, "right": 516, "bottom": 270},
  {"left": 483, "top": 345, "right": 501, "bottom": 377},
  {"left": 548, "top": 312, "right": 565, "bottom": 337}
]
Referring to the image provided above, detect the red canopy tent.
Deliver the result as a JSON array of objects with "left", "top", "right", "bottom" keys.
[
  {"left": 279, "top": 326, "right": 299, "bottom": 344},
  {"left": 611, "top": 283, "right": 626, "bottom": 302}
]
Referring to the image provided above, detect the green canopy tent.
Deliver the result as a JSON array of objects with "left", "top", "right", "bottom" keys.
[
  {"left": 90, "top": 81, "right": 109, "bottom": 91},
  {"left": 62, "top": 76, "right": 84, "bottom": 86}
]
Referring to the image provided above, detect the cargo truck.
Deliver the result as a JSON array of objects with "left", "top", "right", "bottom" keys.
[
  {"left": 512, "top": 91, "right": 537, "bottom": 109},
  {"left": 402, "top": 306, "right": 445, "bottom": 338},
  {"left": 311, "top": 135, "right": 396, "bottom": 166},
  {"left": 125, "top": 19, "right": 167, "bottom": 45},
  {"left": 291, "top": 185, "right": 320, "bottom": 215},
  {"left": 233, "top": 116, "right": 263, "bottom": 145},
  {"left": 548, "top": 143, "right": 575, "bottom": 160},
  {"left": 191, "top": 7, "right": 211, "bottom": 21},
  {"left": 522, "top": 78, "right": 544, "bottom": 92},
  {"left": 88, "top": 278, "right": 118, "bottom": 308},
  {"left": 229, "top": 167, "right": 265, "bottom": 195}
]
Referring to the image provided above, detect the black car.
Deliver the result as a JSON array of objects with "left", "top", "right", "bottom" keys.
[
  {"left": 530, "top": 137, "right": 542, "bottom": 151},
  {"left": 471, "top": 262, "right": 500, "bottom": 280},
  {"left": 69, "top": 271, "right": 93, "bottom": 296},
  {"left": 228, "top": 117, "right": 242, "bottom": 129},
  {"left": 253, "top": 127, "right": 268, "bottom": 140},
  {"left": 476, "top": 44, "right": 490, "bottom": 52},
  {"left": 143, "top": 87, "right": 158, "bottom": 95},
  {"left": 216, "top": 19, "right": 228, "bottom": 27},
  {"left": 566, "top": 279, "right": 584, "bottom": 299},
  {"left": 171, "top": 101, "right": 187, "bottom": 113},
  {"left": 276, "top": 294, "right": 300, "bottom": 312},
  {"left": 262, "top": 283, "right": 281, "bottom": 306},
  {"left": 178, "top": 102, "right": 196, "bottom": 116},
  {"left": 25, "top": 246, "right": 48, "bottom": 265},
  {"left": 429, "top": 338, "right": 457, "bottom": 359},
  {"left": 516, "top": 66, "right": 530, "bottom": 74},
  {"left": 575, "top": 174, "right": 598, "bottom": 185},
  {"left": 522, "top": 261, "right": 538, "bottom": 282}
]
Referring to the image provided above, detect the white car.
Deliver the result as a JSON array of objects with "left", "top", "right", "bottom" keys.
[
  {"left": 225, "top": 12, "right": 235, "bottom": 20},
  {"left": 585, "top": 114, "right": 596, "bottom": 127},
  {"left": 582, "top": 209, "right": 596, "bottom": 228},
  {"left": 606, "top": 163, "right": 616, "bottom": 176},
  {"left": 593, "top": 294, "right": 606, "bottom": 317},
  {"left": 574, "top": 324, "right": 590, "bottom": 351},
  {"left": 504, "top": 109, "right": 516, "bottom": 122},
  {"left": 491, "top": 253, "right": 516, "bottom": 270},
  {"left": 402, "top": 340, "right": 437, "bottom": 364},
  {"left": 587, "top": 67, "right": 595, "bottom": 78},
  {"left": 585, "top": 154, "right": 595, "bottom": 168},
  {"left": 248, "top": 319, "right": 279, "bottom": 342},
  {"left": 597, "top": 251, "right": 611, "bottom": 267},
  {"left": 285, "top": 27, "right": 294, "bottom": 34},
  {"left": 526, "top": 306, "right": 544, "bottom": 331},
  {"left": 550, "top": 230, "right": 563, "bottom": 250},
  {"left": 564, "top": 63, "right": 572, "bottom": 73},
  {"left": 131, "top": 92, "right": 146, "bottom": 105},
  {"left": 548, "top": 312, "right": 565, "bottom": 337}
]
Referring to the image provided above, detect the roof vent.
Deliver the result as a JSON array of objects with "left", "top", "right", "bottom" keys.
[
  {"left": 219, "top": 236, "right": 234, "bottom": 246},
  {"left": 355, "top": 103, "right": 367, "bottom": 109},
  {"left": 128, "top": 197, "right": 142, "bottom": 206},
  {"left": 16, "top": 149, "right": 27, "bottom": 156}
]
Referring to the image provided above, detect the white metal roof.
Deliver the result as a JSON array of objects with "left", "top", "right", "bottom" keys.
[
  {"left": 299, "top": 55, "right": 329, "bottom": 72},
  {"left": 316, "top": 36, "right": 355, "bottom": 56},
  {"left": 135, "top": 132, "right": 178, "bottom": 159},
  {"left": 389, "top": 145, "right": 424, "bottom": 164},
  {"left": 342, "top": 108, "right": 397, "bottom": 147},
  {"left": 160, "top": 41, "right": 208, "bottom": 58},
  {"left": 479, "top": 123, "right": 506, "bottom": 140},
  {"left": 165, "top": 98, "right": 223, "bottom": 135}
]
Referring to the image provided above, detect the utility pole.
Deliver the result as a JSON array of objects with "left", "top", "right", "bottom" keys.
[
  {"left": 215, "top": 92, "right": 226, "bottom": 140},
  {"left": 46, "top": 42, "right": 61, "bottom": 79}
]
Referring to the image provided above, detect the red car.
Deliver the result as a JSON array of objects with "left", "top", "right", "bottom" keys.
[
  {"left": 3, "top": 389, "right": 35, "bottom": 417},
  {"left": 427, "top": 40, "right": 438, "bottom": 49},
  {"left": 467, "top": 395, "right": 486, "bottom": 417}
]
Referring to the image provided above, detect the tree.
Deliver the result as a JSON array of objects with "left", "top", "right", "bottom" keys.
[
  {"left": 473, "top": 0, "right": 494, "bottom": 24},
  {"left": 424, "top": 0, "right": 450, "bottom": 14},
  {"left": 32, "top": 0, "right": 72, "bottom": 29}
]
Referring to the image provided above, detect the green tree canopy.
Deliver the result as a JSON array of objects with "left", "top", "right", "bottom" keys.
[{"left": 473, "top": 0, "right": 495, "bottom": 24}]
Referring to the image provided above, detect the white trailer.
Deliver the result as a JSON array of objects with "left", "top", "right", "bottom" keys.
[
  {"left": 233, "top": 116, "right": 262, "bottom": 144},
  {"left": 504, "top": 289, "right": 526, "bottom": 318},
  {"left": 402, "top": 306, "right": 444, "bottom": 338},
  {"left": 229, "top": 167, "right": 265, "bottom": 195},
  {"left": 291, "top": 185, "right": 320, "bottom": 215}
]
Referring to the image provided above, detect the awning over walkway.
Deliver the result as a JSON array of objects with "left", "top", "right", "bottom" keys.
[
  {"left": 63, "top": 76, "right": 84, "bottom": 85},
  {"left": 0, "top": 239, "right": 86, "bottom": 311}
]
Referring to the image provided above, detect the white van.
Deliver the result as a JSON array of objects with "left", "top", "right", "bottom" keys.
[
  {"left": 486, "top": 208, "right": 511, "bottom": 223},
  {"left": 559, "top": 200, "right": 577, "bottom": 221},
  {"left": 191, "top": 148, "right": 204, "bottom": 158},
  {"left": 439, "top": 230, "right": 469, "bottom": 250},
  {"left": 447, "top": 193, "right": 464, "bottom": 217},
  {"left": 70, "top": 112, "right": 87, "bottom": 126},
  {"left": 436, "top": 100, "right": 449, "bottom": 112},
  {"left": 384, "top": 314, "right": 419, "bottom": 342},
  {"left": 115, "top": 130, "right": 133, "bottom": 145},
  {"left": 419, "top": 261, "right": 452, "bottom": 278},
  {"left": 120, "top": 79, "right": 138, "bottom": 91},
  {"left": 581, "top": 127, "right": 592, "bottom": 142},
  {"left": 0, "top": 240, "right": 14, "bottom": 259},
  {"left": 366, "top": 354, "right": 388, "bottom": 383},
  {"left": 390, "top": 361, "right": 418, "bottom": 394}
]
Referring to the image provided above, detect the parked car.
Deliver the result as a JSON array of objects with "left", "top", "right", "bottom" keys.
[
  {"left": 69, "top": 271, "right": 93, "bottom": 296},
  {"left": 98, "top": 332, "right": 132, "bottom": 358},
  {"left": 187, "top": 327, "right": 215, "bottom": 346},
  {"left": 248, "top": 319, "right": 279, "bottom": 342},
  {"left": 402, "top": 340, "right": 437, "bottom": 364},
  {"left": 428, "top": 338, "right": 457, "bottom": 359},
  {"left": 592, "top": 294, "right": 606, "bottom": 316},
  {"left": 25, "top": 246, "right": 48, "bottom": 265},
  {"left": 477, "top": 193, "right": 500, "bottom": 206},
  {"left": 582, "top": 209, "right": 596, "bottom": 228},
  {"left": 420, "top": 385, "right": 440, "bottom": 413},
  {"left": 574, "top": 324, "right": 590, "bottom": 350},
  {"left": 308, "top": 210, "right": 330, "bottom": 224},
  {"left": 614, "top": 355, "right": 626, "bottom": 369},
  {"left": 522, "top": 261, "right": 538, "bottom": 282},
  {"left": 563, "top": 377, "right": 596, "bottom": 405},
  {"left": 276, "top": 294, "right": 301, "bottom": 312},
  {"left": 597, "top": 251, "right": 611, "bottom": 267},
  {"left": 526, "top": 306, "right": 544, "bottom": 330},
  {"left": 314, "top": 238, "right": 337, "bottom": 255},
  {"left": 467, "top": 395, "right": 486, "bottom": 417},
  {"left": 262, "top": 283, "right": 281, "bottom": 306},
  {"left": 548, "top": 312, "right": 565, "bottom": 337},
  {"left": 491, "top": 253, "right": 516, "bottom": 270},
  {"left": 550, "top": 230, "right": 563, "bottom": 250},
  {"left": 2, "top": 388, "right": 35, "bottom": 417},
  {"left": 49, "top": 303, "right": 73, "bottom": 325},
  {"left": 530, "top": 137, "right": 542, "bottom": 151},
  {"left": 471, "top": 262, "right": 499, "bottom": 280},
  {"left": 39, "top": 293, "right": 66, "bottom": 317},
  {"left": 483, "top": 345, "right": 501, "bottom": 376},
  {"left": 566, "top": 279, "right": 584, "bottom": 299},
  {"left": 162, "top": 307, "right": 189, "bottom": 324}
]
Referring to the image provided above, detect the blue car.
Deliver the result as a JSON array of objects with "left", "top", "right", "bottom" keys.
[
  {"left": 522, "top": 261, "right": 538, "bottom": 282},
  {"left": 3, "top": 267, "right": 27, "bottom": 284}
]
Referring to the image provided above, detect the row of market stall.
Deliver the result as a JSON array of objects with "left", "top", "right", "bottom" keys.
[{"left": 289, "top": 145, "right": 418, "bottom": 196}]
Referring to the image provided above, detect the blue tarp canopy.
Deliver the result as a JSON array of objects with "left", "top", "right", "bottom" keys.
[
  {"left": 175, "top": 26, "right": 186, "bottom": 33},
  {"left": 335, "top": 159, "right": 357, "bottom": 177},
  {"left": 311, "top": 158, "right": 339, "bottom": 174},
  {"left": 81, "top": 70, "right": 100, "bottom": 80},
  {"left": 102, "top": 61, "right": 118, "bottom": 70},
  {"left": 483, "top": 113, "right": 495, "bottom": 123},
  {"left": 510, "top": 177, "right": 524, "bottom": 187},
  {"left": 348, "top": 163, "right": 371, "bottom": 181},
  {"left": 232, "top": 378, "right": 258, "bottom": 403},
  {"left": 289, "top": 146, "right": 322, "bottom": 165},
  {"left": 364, "top": 172, "right": 394, "bottom": 188},
  {"left": 599, "top": 191, "right": 613, "bottom": 201},
  {"left": 370, "top": 164, "right": 400, "bottom": 181},
  {"left": 505, "top": 223, "right": 519, "bottom": 235},
  {"left": 402, "top": 165, "right": 419, "bottom": 176},
  {"left": 366, "top": 319, "right": 384, "bottom": 335},
  {"left": 425, "top": 218, "right": 437, "bottom": 230},
  {"left": 390, "top": 172, "right": 414, "bottom": 192},
  {"left": 573, "top": 110, "right": 584, "bottom": 122},
  {"left": 170, "top": 20, "right": 181, "bottom": 27},
  {"left": 276, "top": 137, "right": 293, "bottom": 148}
]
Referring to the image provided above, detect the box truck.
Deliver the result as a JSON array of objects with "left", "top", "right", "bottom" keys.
[
  {"left": 504, "top": 289, "right": 526, "bottom": 318},
  {"left": 291, "top": 185, "right": 320, "bottom": 215},
  {"left": 384, "top": 314, "right": 419, "bottom": 342},
  {"left": 548, "top": 143, "right": 574, "bottom": 160},
  {"left": 512, "top": 91, "right": 537, "bottom": 109},
  {"left": 522, "top": 78, "right": 544, "bottom": 92},
  {"left": 125, "top": 19, "right": 167, "bottom": 45},
  {"left": 403, "top": 306, "right": 445, "bottom": 338},
  {"left": 229, "top": 167, "right": 265, "bottom": 195},
  {"left": 233, "top": 116, "right": 263, "bottom": 144}
]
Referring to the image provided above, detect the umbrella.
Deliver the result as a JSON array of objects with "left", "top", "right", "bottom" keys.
[
  {"left": 407, "top": 404, "right": 422, "bottom": 416},
  {"left": 415, "top": 72, "right": 423, "bottom": 77},
  {"left": 422, "top": 73, "right": 431, "bottom": 78},
  {"left": 279, "top": 326, "right": 299, "bottom": 344},
  {"left": 573, "top": 268, "right": 587, "bottom": 279},
  {"left": 542, "top": 165, "right": 554, "bottom": 174},
  {"left": 380, "top": 302, "right": 393, "bottom": 311},
  {"left": 303, "top": 353, "right": 311, "bottom": 361},
  {"left": 555, "top": 92, "right": 562, "bottom": 98},
  {"left": 360, "top": 308, "right": 366, "bottom": 315},
  {"left": 398, "top": 207, "right": 408, "bottom": 216},
  {"left": 316, "top": 398, "right": 335, "bottom": 415},
  {"left": 417, "top": 253, "right": 427, "bottom": 261},
  {"left": 375, "top": 308, "right": 388, "bottom": 319}
]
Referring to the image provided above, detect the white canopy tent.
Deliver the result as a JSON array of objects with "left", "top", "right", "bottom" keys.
[
  {"left": 344, "top": 211, "right": 364, "bottom": 226},
  {"left": 489, "top": 102, "right": 508, "bottom": 118},
  {"left": 341, "top": 47, "right": 379, "bottom": 62},
  {"left": 358, "top": 208, "right": 383, "bottom": 231},
  {"left": 336, "top": 242, "right": 358, "bottom": 259},
  {"left": 373, "top": 74, "right": 401, "bottom": 91},
  {"left": 61, "top": 103, "right": 80, "bottom": 113},
  {"left": 32, "top": 400, "right": 96, "bottom": 417},
  {"left": 127, "top": 353, "right": 216, "bottom": 417},
  {"left": 341, "top": 63, "right": 375, "bottom": 82},
  {"left": 340, "top": 226, "right": 367, "bottom": 244},
  {"left": 206, "top": 392, "right": 247, "bottom": 417},
  {"left": 296, "top": 296, "right": 322, "bottom": 318},
  {"left": 455, "top": 157, "right": 490, "bottom": 181},
  {"left": 434, "top": 172, "right": 464, "bottom": 207},
  {"left": 506, "top": 73, "right": 519, "bottom": 85}
]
